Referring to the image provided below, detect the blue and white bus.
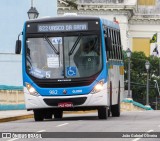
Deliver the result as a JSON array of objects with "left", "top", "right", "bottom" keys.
[{"left": 15, "top": 16, "right": 124, "bottom": 121}]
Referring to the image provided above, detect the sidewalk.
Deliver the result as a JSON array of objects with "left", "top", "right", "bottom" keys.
[{"left": 0, "top": 110, "right": 33, "bottom": 123}]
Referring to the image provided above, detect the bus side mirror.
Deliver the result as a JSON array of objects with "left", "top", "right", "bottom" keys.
[
  {"left": 105, "top": 37, "right": 112, "bottom": 51},
  {"left": 15, "top": 40, "right": 21, "bottom": 54},
  {"left": 15, "top": 32, "right": 23, "bottom": 54}
]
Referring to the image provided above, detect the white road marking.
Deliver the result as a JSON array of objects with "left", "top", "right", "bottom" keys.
[
  {"left": 147, "top": 130, "right": 154, "bottom": 132},
  {"left": 132, "top": 138, "right": 140, "bottom": 141},
  {"left": 56, "top": 123, "right": 69, "bottom": 127},
  {"left": 132, "top": 130, "right": 154, "bottom": 141},
  {"left": 37, "top": 130, "right": 46, "bottom": 132},
  {"left": 7, "top": 139, "right": 18, "bottom": 141}
]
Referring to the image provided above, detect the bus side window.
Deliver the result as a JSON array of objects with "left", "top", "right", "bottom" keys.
[
  {"left": 104, "top": 28, "right": 109, "bottom": 60},
  {"left": 105, "top": 28, "right": 112, "bottom": 60},
  {"left": 105, "top": 37, "right": 112, "bottom": 51},
  {"left": 113, "top": 30, "right": 118, "bottom": 60},
  {"left": 118, "top": 32, "right": 123, "bottom": 60},
  {"left": 115, "top": 30, "right": 120, "bottom": 60},
  {"left": 110, "top": 29, "right": 115, "bottom": 59},
  {"left": 109, "top": 28, "right": 113, "bottom": 60},
  {"left": 118, "top": 31, "right": 121, "bottom": 60}
]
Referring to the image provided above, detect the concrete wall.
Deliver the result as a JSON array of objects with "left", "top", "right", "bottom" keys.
[
  {"left": 0, "top": 89, "right": 25, "bottom": 110},
  {"left": 0, "top": 54, "right": 22, "bottom": 86},
  {"left": 0, "top": 90, "right": 24, "bottom": 105}
]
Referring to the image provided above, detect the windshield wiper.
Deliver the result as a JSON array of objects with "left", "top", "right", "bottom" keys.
[
  {"left": 68, "top": 34, "right": 82, "bottom": 56},
  {"left": 44, "top": 35, "right": 59, "bottom": 55}
]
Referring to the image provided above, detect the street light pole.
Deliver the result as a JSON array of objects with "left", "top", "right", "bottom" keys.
[
  {"left": 146, "top": 69, "right": 149, "bottom": 105},
  {"left": 154, "top": 82, "right": 158, "bottom": 110},
  {"left": 128, "top": 54, "right": 131, "bottom": 98},
  {"left": 154, "top": 80, "right": 160, "bottom": 110},
  {"left": 31, "top": 0, "right": 33, "bottom": 7},
  {"left": 27, "top": 0, "right": 39, "bottom": 19},
  {"left": 145, "top": 61, "right": 150, "bottom": 107},
  {"left": 126, "top": 48, "right": 132, "bottom": 98}
]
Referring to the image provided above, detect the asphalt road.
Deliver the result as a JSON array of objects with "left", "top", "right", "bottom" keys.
[{"left": 0, "top": 111, "right": 160, "bottom": 141}]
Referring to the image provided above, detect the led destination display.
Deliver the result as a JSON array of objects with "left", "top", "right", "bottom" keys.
[{"left": 38, "top": 22, "right": 88, "bottom": 32}]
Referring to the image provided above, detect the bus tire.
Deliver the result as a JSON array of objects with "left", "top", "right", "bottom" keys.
[
  {"left": 98, "top": 107, "right": 108, "bottom": 119},
  {"left": 108, "top": 108, "right": 111, "bottom": 117},
  {"left": 111, "top": 104, "right": 120, "bottom": 117},
  {"left": 33, "top": 110, "right": 44, "bottom": 121},
  {"left": 111, "top": 81, "right": 120, "bottom": 117},
  {"left": 109, "top": 81, "right": 112, "bottom": 117},
  {"left": 54, "top": 111, "right": 63, "bottom": 119}
]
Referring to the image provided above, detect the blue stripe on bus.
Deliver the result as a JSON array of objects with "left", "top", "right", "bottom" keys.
[
  {"left": 98, "top": 19, "right": 108, "bottom": 82},
  {"left": 101, "top": 19, "right": 119, "bottom": 29}
]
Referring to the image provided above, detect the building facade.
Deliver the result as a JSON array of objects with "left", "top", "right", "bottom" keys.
[{"left": 57, "top": 0, "right": 160, "bottom": 56}]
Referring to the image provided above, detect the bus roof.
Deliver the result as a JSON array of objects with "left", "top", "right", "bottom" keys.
[
  {"left": 26, "top": 16, "right": 119, "bottom": 30},
  {"left": 101, "top": 18, "right": 120, "bottom": 30},
  {"left": 26, "top": 16, "right": 100, "bottom": 23}
]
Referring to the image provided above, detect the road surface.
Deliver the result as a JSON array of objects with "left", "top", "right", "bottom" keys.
[{"left": 0, "top": 110, "right": 160, "bottom": 141}]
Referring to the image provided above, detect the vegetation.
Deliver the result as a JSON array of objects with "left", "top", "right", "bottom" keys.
[
  {"left": 123, "top": 51, "right": 160, "bottom": 109},
  {"left": 65, "top": 0, "right": 78, "bottom": 9}
]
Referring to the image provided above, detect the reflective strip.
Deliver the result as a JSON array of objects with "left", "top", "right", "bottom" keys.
[
  {"left": 119, "top": 66, "right": 124, "bottom": 75},
  {"left": 109, "top": 65, "right": 113, "bottom": 69}
]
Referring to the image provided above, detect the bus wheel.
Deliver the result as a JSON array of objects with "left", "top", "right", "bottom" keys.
[
  {"left": 33, "top": 110, "right": 44, "bottom": 121},
  {"left": 108, "top": 108, "right": 111, "bottom": 117},
  {"left": 109, "top": 81, "right": 112, "bottom": 117},
  {"left": 98, "top": 107, "right": 108, "bottom": 119},
  {"left": 111, "top": 81, "right": 120, "bottom": 117},
  {"left": 111, "top": 104, "right": 120, "bottom": 117},
  {"left": 54, "top": 111, "right": 63, "bottom": 119}
]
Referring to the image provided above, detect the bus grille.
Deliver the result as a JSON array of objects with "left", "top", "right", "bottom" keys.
[
  {"left": 43, "top": 97, "right": 87, "bottom": 106},
  {"left": 35, "top": 80, "right": 93, "bottom": 88}
]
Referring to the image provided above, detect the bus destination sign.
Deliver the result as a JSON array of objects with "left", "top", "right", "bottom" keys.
[{"left": 38, "top": 22, "right": 88, "bottom": 32}]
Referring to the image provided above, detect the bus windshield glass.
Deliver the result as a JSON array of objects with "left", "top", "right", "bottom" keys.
[{"left": 26, "top": 34, "right": 102, "bottom": 79}]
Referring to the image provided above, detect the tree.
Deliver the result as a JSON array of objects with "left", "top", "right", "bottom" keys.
[
  {"left": 124, "top": 51, "right": 160, "bottom": 109},
  {"left": 65, "top": 0, "right": 78, "bottom": 9}
]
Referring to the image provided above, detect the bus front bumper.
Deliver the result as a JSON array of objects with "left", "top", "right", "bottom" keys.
[{"left": 24, "top": 87, "right": 108, "bottom": 110}]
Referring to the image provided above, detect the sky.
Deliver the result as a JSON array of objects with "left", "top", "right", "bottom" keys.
[{"left": 0, "top": 0, "right": 57, "bottom": 53}]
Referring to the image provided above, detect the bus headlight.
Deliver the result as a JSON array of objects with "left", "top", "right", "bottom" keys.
[
  {"left": 91, "top": 80, "right": 104, "bottom": 94},
  {"left": 26, "top": 83, "right": 39, "bottom": 96}
]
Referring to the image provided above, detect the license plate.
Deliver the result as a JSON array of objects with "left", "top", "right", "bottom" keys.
[{"left": 58, "top": 102, "right": 73, "bottom": 108}]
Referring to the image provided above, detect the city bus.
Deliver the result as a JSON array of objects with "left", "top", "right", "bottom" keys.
[{"left": 15, "top": 16, "right": 124, "bottom": 121}]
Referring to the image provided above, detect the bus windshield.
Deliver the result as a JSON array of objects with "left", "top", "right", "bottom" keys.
[{"left": 26, "top": 34, "right": 102, "bottom": 79}]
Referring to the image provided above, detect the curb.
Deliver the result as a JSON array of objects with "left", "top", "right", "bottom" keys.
[
  {"left": 0, "top": 111, "right": 96, "bottom": 123},
  {"left": 0, "top": 114, "right": 33, "bottom": 123}
]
